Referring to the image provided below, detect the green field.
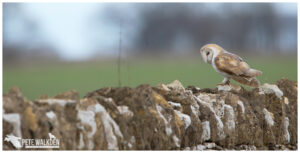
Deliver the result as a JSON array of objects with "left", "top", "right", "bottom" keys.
[{"left": 3, "top": 56, "right": 297, "bottom": 100}]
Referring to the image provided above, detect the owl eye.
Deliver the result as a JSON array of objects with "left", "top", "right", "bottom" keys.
[{"left": 206, "top": 52, "right": 210, "bottom": 56}]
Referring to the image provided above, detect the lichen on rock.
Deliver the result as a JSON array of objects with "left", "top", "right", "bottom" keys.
[{"left": 259, "top": 83, "right": 284, "bottom": 99}]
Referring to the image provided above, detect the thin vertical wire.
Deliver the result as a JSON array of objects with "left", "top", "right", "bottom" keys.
[{"left": 117, "top": 20, "right": 122, "bottom": 87}]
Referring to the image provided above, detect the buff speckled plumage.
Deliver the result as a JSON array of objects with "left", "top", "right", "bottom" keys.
[{"left": 200, "top": 44, "right": 262, "bottom": 87}]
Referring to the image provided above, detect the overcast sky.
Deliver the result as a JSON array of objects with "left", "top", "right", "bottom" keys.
[{"left": 6, "top": 3, "right": 298, "bottom": 60}]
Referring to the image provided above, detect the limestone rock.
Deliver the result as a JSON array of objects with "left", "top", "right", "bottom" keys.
[{"left": 2, "top": 79, "right": 297, "bottom": 150}]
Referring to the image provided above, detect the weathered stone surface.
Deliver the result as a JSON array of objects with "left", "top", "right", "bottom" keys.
[{"left": 2, "top": 79, "right": 297, "bottom": 150}]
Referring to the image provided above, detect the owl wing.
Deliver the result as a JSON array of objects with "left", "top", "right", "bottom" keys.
[{"left": 214, "top": 52, "right": 251, "bottom": 77}]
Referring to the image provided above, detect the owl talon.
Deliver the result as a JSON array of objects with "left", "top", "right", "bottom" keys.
[
  {"left": 217, "top": 80, "right": 230, "bottom": 86},
  {"left": 225, "top": 80, "right": 230, "bottom": 85}
]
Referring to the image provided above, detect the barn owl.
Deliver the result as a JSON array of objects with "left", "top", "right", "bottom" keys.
[{"left": 200, "top": 44, "right": 262, "bottom": 87}]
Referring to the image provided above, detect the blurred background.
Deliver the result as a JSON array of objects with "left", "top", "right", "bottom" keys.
[{"left": 3, "top": 3, "right": 297, "bottom": 100}]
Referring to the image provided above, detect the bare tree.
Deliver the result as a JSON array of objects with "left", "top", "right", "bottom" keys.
[{"left": 97, "top": 3, "right": 297, "bottom": 54}]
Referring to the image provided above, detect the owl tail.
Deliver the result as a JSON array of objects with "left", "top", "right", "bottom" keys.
[
  {"left": 232, "top": 76, "right": 260, "bottom": 88},
  {"left": 245, "top": 69, "right": 262, "bottom": 77}
]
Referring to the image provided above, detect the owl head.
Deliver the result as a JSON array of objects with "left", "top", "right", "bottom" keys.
[{"left": 200, "top": 44, "right": 223, "bottom": 64}]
